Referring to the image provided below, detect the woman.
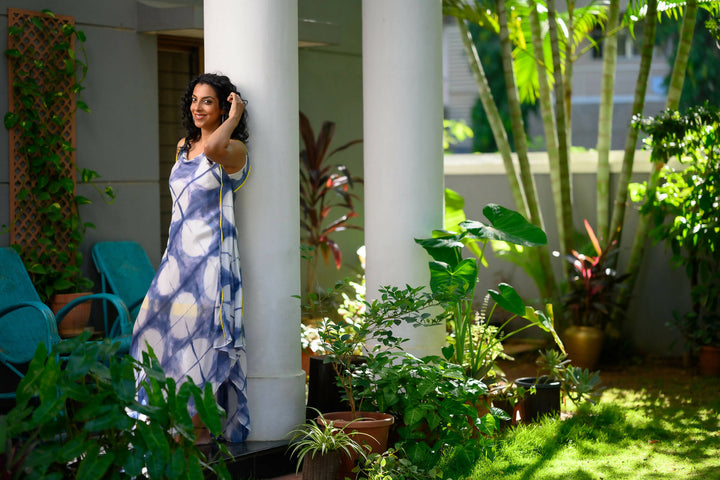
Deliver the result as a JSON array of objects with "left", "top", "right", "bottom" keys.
[{"left": 130, "top": 73, "right": 251, "bottom": 443}]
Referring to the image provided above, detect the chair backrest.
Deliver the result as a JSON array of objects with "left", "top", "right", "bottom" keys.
[
  {"left": 0, "top": 247, "right": 43, "bottom": 306},
  {"left": 92, "top": 241, "right": 155, "bottom": 320},
  {"left": 0, "top": 247, "right": 59, "bottom": 397}
]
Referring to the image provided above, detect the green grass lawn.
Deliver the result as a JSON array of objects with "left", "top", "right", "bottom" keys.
[{"left": 449, "top": 365, "right": 719, "bottom": 479}]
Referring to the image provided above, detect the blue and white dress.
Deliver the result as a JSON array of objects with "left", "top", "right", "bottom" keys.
[{"left": 130, "top": 145, "right": 250, "bottom": 442}]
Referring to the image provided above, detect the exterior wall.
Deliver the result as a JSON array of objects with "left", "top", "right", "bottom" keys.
[
  {"left": 0, "top": 0, "right": 162, "bottom": 289},
  {"left": 298, "top": 0, "right": 365, "bottom": 288}
]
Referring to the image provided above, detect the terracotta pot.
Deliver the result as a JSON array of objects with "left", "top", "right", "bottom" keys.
[
  {"left": 50, "top": 292, "right": 92, "bottom": 338},
  {"left": 301, "top": 349, "right": 312, "bottom": 381},
  {"left": 302, "top": 450, "right": 341, "bottom": 480},
  {"left": 320, "top": 411, "right": 394, "bottom": 479},
  {"left": 563, "top": 325, "right": 604, "bottom": 370},
  {"left": 698, "top": 345, "right": 720, "bottom": 376}
]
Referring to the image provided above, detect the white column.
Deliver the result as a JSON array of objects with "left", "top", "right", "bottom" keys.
[
  {"left": 362, "top": 1, "right": 445, "bottom": 357},
  {"left": 204, "top": 0, "right": 305, "bottom": 441}
]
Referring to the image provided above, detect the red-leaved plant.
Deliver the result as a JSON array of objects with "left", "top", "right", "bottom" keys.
[
  {"left": 563, "top": 220, "right": 629, "bottom": 329},
  {"left": 299, "top": 112, "right": 363, "bottom": 297}
]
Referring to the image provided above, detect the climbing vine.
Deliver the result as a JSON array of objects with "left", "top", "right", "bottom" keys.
[{"left": 4, "top": 9, "right": 114, "bottom": 301}]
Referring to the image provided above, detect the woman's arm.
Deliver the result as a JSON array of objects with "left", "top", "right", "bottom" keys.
[{"left": 204, "top": 92, "right": 247, "bottom": 174}]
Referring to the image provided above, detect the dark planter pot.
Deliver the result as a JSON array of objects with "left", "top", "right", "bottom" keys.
[
  {"left": 302, "top": 450, "right": 341, "bottom": 480},
  {"left": 514, "top": 376, "right": 561, "bottom": 424},
  {"left": 306, "top": 355, "right": 365, "bottom": 417},
  {"left": 698, "top": 345, "right": 720, "bottom": 376}
]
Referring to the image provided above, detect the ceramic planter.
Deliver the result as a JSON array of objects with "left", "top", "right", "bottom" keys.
[
  {"left": 698, "top": 345, "right": 720, "bottom": 376},
  {"left": 50, "top": 292, "right": 92, "bottom": 338},
  {"left": 563, "top": 325, "right": 604, "bottom": 370},
  {"left": 514, "top": 376, "right": 561, "bottom": 424},
  {"left": 320, "top": 411, "right": 394, "bottom": 479}
]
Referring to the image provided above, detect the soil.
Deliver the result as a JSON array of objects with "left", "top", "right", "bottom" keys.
[{"left": 497, "top": 349, "right": 696, "bottom": 391}]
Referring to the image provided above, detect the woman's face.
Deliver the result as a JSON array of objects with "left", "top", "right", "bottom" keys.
[{"left": 190, "top": 83, "right": 225, "bottom": 130}]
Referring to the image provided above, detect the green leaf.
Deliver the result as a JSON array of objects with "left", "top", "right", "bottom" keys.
[
  {"left": 56, "top": 434, "right": 90, "bottom": 462},
  {"left": 77, "top": 100, "right": 90, "bottom": 113},
  {"left": 488, "top": 283, "right": 526, "bottom": 316},
  {"left": 428, "top": 258, "right": 477, "bottom": 298},
  {"left": 5, "top": 48, "right": 21, "bottom": 58},
  {"left": 461, "top": 204, "right": 547, "bottom": 246},
  {"left": 414, "top": 232, "right": 464, "bottom": 268},
  {"left": 166, "top": 449, "right": 186, "bottom": 478},
  {"left": 444, "top": 188, "right": 467, "bottom": 232},
  {"left": 30, "top": 17, "right": 44, "bottom": 30},
  {"left": 194, "top": 382, "right": 223, "bottom": 434},
  {"left": 77, "top": 443, "right": 114, "bottom": 480},
  {"left": 186, "top": 454, "right": 204, "bottom": 479},
  {"left": 404, "top": 405, "right": 426, "bottom": 426},
  {"left": 4, "top": 112, "right": 19, "bottom": 128}
]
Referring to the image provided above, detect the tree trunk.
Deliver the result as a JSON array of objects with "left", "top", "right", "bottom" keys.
[
  {"left": 622, "top": 0, "right": 698, "bottom": 303},
  {"left": 457, "top": 19, "right": 527, "bottom": 217},
  {"left": 547, "top": 0, "right": 574, "bottom": 273},
  {"left": 496, "top": 0, "right": 558, "bottom": 299},
  {"left": 608, "top": 0, "right": 658, "bottom": 244},
  {"left": 596, "top": 0, "right": 620, "bottom": 242}
]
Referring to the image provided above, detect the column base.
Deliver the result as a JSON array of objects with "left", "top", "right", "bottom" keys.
[{"left": 246, "top": 371, "right": 306, "bottom": 441}]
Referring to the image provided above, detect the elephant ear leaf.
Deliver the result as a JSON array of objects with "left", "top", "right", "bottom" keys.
[
  {"left": 488, "top": 283, "right": 525, "bottom": 316},
  {"left": 429, "top": 259, "right": 477, "bottom": 298},
  {"left": 461, "top": 204, "right": 547, "bottom": 246},
  {"left": 415, "top": 231, "right": 464, "bottom": 268}
]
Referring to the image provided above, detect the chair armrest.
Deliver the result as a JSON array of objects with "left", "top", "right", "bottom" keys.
[
  {"left": 0, "top": 301, "right": 60, "bottom": 363},
  {"left": 55, "top": 293, "right": 132, "bottom": 338},
  {"left": 0, "top": 300, "right": 55, "bottom": 323}
]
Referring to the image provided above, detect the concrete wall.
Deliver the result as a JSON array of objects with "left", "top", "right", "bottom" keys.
[{"left": 0, "top": 0, "right": 162, "bottom": 291}]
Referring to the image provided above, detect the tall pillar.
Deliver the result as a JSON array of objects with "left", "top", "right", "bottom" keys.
[
  {"left": 204, "top": 0, "right": 305, "bottom": 441},
  {"left": 362, "top": 1, "right": 445, "bottom": 357}
]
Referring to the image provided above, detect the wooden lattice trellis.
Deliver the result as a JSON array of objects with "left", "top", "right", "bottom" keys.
[{"left": 7, "top": 8, "right": 77, "bottom": 268}]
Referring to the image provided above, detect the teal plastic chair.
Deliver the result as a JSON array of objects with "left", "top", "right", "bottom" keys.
[
  {"left": 92, "top": 241, "right": 155, "bottom": 326},
  {"left": 0, "top": 247, "right": 130, "bottom": 399}
]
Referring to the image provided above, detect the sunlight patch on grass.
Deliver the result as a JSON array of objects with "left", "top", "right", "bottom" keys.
[{"left": 462, "top": 382, "right": 720, "bottom": 480}]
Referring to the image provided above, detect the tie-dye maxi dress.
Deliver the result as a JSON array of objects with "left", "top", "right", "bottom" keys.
[{"left": 130, "top": 146, "right": 251, "bottom": 442}]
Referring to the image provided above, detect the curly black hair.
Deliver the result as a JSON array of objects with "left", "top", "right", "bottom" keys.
[{"left": 180, "top": 73, "right": 249, "bottom": 150}]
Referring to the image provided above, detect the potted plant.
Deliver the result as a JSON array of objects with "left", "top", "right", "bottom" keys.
[
  {"left": 4, "top": 9, "right": 115, "bottom": 335},
  {"left": 630, "top": 105, "right": 720, "bottom": 373},
  {"left": 0, "top": 333, "right": 231, "bottom": 478},
  {"left": 313, "top": 283, "right": 442, "bottom": 476},
  {"left": 288, "top": 409, "right": 370, "bottom": 480},
  {"left": 561, "top": 220, "right": 629, "bottom": 370},
  {"left": 352, "top": 351, "right": 504, "bottom": 473},
  {"left": 299, "top": 112, "right": 363, "bottom": 306},
  {"left": 414, "top": 203, "right": 565, "bottom": 381},
  {"left": 514, "top": 349, "right": 603, "bottom": 424}
]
